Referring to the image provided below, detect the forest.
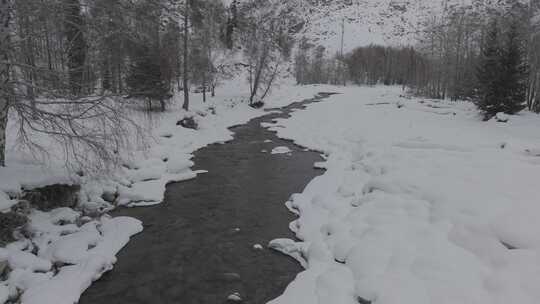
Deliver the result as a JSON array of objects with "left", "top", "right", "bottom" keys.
[{"left": 0, "top": 0, "right": 295, "bottom": 170}]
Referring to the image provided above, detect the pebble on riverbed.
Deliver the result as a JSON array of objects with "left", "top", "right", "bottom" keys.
[{"left": 253, "top": 244, "right": 264, "bottom": 250}]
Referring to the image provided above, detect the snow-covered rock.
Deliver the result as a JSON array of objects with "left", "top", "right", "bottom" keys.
[
  {"left": 253, "top": 244, "right": 264, "bottom": 250},
  {"left": 496, "top": 112, "right": 510, "bottom": 123},
  {"left": 227, "top": 292, "right": 242, "bottom": 302},
  {"left": 0, "top": 192, "right": 17, "bottom": 213},
  {"left": 271, "top": 146, "right": 292, "bottom": 155}
]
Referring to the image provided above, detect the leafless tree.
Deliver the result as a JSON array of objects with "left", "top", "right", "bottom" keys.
[
  {"left": 239, "top": 1, "right": 290, "bottom": 106},
  {"left": 0, "top": 0, "right": 14, "bottom": 166}
]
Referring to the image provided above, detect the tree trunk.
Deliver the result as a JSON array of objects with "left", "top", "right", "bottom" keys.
[
  {"left": 249, "top": 47, "right": 269, "bottom": 105},
  {"left": 0, "top": 0, "right": 13, "bottom": 166},
  {"left": 64, "top": 0, "right": 86, "bottom": 96},
  {"left": 202, "top": 86, "right": 206, "bottom": 103},
  {"left": 182, "top": 0, "right": 189, "bottom": 111},
  {"left": 160, "top": 98, "right": 165, "bottom": 112},
  {"left": 202, "top": 73, "right": 207, "bottom": 103}
]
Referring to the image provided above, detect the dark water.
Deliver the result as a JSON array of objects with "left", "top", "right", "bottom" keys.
[{"left": 79, "top": 94, "right": 333, "bottom": 304}]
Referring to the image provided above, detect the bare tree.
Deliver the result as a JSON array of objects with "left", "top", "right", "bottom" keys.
[
  {"left": 11, "top": 95, "right": 142, "bottom": 173},
  {"left": 0, "top": 0, "right": 145, "bottom": 173},
  {"left": 0, "top": 0, "right": 13, "bottom": 166},
  {"left": 182, "top": 0, "right": 190, "bottom": 110},
  {"left": 239, "top": 1, "right": 289, "bottom": 106}
]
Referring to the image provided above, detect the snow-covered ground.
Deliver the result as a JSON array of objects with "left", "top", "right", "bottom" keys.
[
  {"left": 0, "top": 78, "right": 328, "bottom": 304},
  {"left": 266, "top": 86, "right": 540, "bottom": 304}
]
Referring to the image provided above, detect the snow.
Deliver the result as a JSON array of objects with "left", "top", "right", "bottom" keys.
[
  {"left": 6, "top": 250, "right": 52, "bottom": 272},
  {"left": 0, "top": 192, "right": 17, "bottom": 212},
  {"left": 269, "top": 239, "right": 308, "bottom": 268},
  {"left": 496, "top": 112, "right": 510, "bottom": 123},
  {"left": 265, "top": 86, "right": 540, "bottom": 304},
  {"left": 0, "top": 285, "right": 8, "bottom": 304},
  {"left": 1, "top": 211, "right": 142, "bottom": 304},
  {"left": 271, "top": 146, "right": 292, "bottom": 155},
  {"left": 293, "top": 0, "right": 449, "bottom": 52}
]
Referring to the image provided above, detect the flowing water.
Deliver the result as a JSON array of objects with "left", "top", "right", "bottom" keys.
[{"left": 80, "top": 94, "right": 334, "bottom": 304}]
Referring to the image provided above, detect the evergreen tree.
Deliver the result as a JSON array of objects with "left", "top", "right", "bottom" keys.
[
  {"left": 126, "top": 45, "right": 169, "bottom": 111},
  {"left": 475, "top": 19, "right": 503, "bottom": 119},
  {"left": 499, "top": 19, "right": 528, "bottom": 114},
  {"left": 475, "top": 18, "right": 528, "bottom": 119}
]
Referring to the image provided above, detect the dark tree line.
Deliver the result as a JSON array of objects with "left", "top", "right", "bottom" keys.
[{"left": 4, "top": 0, "right": 243, "bottom": 111}]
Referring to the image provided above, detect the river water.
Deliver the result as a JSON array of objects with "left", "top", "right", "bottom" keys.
[{"left": 80, "top": 94, "right": 332, "bottom": 304}]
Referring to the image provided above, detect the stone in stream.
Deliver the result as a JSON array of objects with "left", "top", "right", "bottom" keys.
[
  {"left": 253, "top": 244, "right": 264, "bottom": 250},
  {"left": 227, "top": 292, "right": 243, "bottom": 302}
]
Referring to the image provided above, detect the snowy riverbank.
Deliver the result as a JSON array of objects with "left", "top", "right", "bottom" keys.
[
  {"left": 0, "top": 80, "right": 330, "bottom": 304},
  {"left": 266, "top": 86, "right": 540, "bottom": 304}
]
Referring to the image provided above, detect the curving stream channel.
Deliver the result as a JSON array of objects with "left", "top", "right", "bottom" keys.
[{"left": 79, "top": 93, "right": 334, "bottom": 304}]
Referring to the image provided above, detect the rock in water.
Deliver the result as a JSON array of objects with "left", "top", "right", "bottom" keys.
[
  {"left": 253, "top": 244, "right": 264, "bottom": 250},
  {"left": 227, "top": 292, "right": 242, "bottom": 302}
]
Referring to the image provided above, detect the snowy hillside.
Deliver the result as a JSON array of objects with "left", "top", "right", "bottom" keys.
[
  {"left": 290, "top": 0, "right": 442, "bottom": 52},
  {"left": 291, "top": 0, "right": 528, "bottom": 53}
]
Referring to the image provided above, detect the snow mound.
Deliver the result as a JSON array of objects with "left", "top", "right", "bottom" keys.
[
  {"left": 0, "top": 208, "right": 142, "bottom": 304},
  {"left": 496, "top": 112, "right": 510, "bottom": 123}
]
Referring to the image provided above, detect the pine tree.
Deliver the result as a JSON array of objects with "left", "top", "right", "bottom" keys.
[
  {"left": 475, "top": 19, "right": 503, "bottom": 119},
  {"left": 475, "top": 18, "right": 528, "bottom": 119},
  {"left": 499, "top": 19, "right": 528, "bottom": 114},
  {"left": 126, "top": 45, "right": 169, "bottom": 111}
]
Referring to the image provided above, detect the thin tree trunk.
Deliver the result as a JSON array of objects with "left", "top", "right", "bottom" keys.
[
  {"left": 249, "top": 47, "right": 269, "bottom": 105},
  {"left": 64, "top": 0, "right": 86, "bottom": 96},
  {"left": 259, "top": 60, "right": 280, "bottom": 101},
  {"left": 182, "top": 0, "right": 189, "bottom": 111},
  {"left": 202, "top": 83, "right": 206, "bottom": 102}
]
